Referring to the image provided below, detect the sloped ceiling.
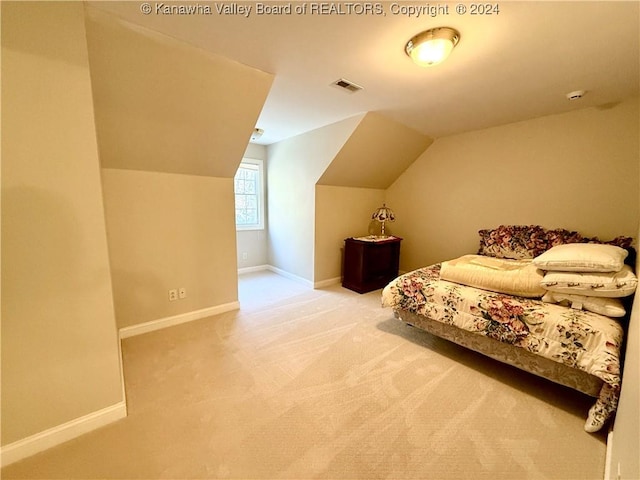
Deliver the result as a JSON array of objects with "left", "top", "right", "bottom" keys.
[
  {"left": 87, "top": 2, "right": 639, "bottom": 146},
  {"left": 317, "top": 112, "right": 432, "bottom": 189},
  {"left": 84, "top": 8, "right": 273, "bottom": 178}
]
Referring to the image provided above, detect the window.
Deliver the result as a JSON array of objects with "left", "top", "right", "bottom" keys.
[{"left": 234, "top": 158, "right": 264, "bottom": 230}]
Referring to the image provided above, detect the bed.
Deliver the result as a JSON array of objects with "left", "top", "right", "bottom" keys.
[{"left": 381, "top": 225, "right": 637, "bottom": 433}]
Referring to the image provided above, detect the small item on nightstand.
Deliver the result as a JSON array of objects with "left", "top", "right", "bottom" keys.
[
  {"left": 354, "top": 235, "right": 399, "bottom": 242},
  {"left": 371, "top": 204, "right": 395, "bottom": 238}
]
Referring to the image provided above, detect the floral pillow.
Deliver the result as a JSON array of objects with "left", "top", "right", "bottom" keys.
[
  {"left": 479, "top": 224, "right": 634, "bottom": 261},
  {"left": 585, "top": 236, "right": 634, "bottom": 249},
  {"left": 477, "top": 225, "right": 548, "bottom": 259},
  {"left": 545, "top": 228, "right": 584, "bottom": 247}
]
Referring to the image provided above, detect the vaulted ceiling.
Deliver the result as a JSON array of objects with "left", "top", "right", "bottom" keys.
[{"left": 88, "top": 1, "right": 639, "bottom": 146}]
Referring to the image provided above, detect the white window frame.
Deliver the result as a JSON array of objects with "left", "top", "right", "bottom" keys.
[{"left": 234, "top": 158, "right": 265, "bottom": 231}]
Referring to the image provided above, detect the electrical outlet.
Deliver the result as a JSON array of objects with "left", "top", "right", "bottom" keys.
[
  {"left": 179, "top": 287, "right": 187, "bottom": 299},
  {"left": 168, "top": 289, "right": 178, "bottom": 301},
  {"left": 242, "top": 252, "right": 248, "bottom": 260}
]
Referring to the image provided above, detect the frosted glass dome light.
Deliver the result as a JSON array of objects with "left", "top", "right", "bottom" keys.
[{"left": 405, "top": 27, "right": 460, "bottom": 67}]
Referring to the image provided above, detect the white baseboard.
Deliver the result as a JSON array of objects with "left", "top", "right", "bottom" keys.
[
  {"left": 1, "top": 401, "right": 127, "bottom": 467},
  {"left": 238, "top": 264, "right": 269, "bottom": 275},
  {"left": 266, "top": 265, "right": 314, "bottom": 288},
  {"left": 314, "top": 276, "right": 341, "bottom": 289},
  {"left": 604, "top": 426, "right": 615, "bottom": 480},
  {"left": 119, "top": 302, "right": 240, "bottom": 339},
  {"left": 241, "top": 265, "right": 340, "bottom": 290}
]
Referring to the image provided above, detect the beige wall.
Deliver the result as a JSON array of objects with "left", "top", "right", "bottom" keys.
[
  {"left": 86, "top": 9, "right": 272, "bottom": 330},
  {"left": 1, "top": 1, "right": 123, "bottom": 445},
  {"left": 315, "top": 186, "right": 386, "bottom": 284},
  {"left": 313, "top": 112, "right": 430, "bottom": 284},
  {"left": 270, "top": 111, "right": 430, "bottom": 284},
  {"left": 267, "top": 115, "right": 364, "bottom": 282},
  {"left": 387, "top": 97, "right": 640, "bottom": 271},
  {"left": 237, "top": 229, "right": 269, "bottom": 270},
  {"left": 101, "top": 169, "right": 238, "bottom": 329}
]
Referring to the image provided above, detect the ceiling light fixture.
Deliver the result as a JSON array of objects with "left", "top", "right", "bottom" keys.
[{"left": 405, "top": 27, "right": 460, "bottom": 67}]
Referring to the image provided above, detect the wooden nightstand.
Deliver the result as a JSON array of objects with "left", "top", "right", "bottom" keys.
[{"left": 342, "top": 236, "right": 402, "bottom": 294}]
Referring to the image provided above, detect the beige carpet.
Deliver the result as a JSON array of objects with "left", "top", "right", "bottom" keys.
[{"left": 2, "top": 271, "right": 607, "bottom": 479}]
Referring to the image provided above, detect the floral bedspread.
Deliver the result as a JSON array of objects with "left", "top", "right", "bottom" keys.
[{"left": 381, "top": 264, "right": 625, "bottom": 431}]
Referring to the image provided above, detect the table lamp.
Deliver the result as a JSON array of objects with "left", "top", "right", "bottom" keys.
[{"left": 371, "top": 204, "right": 395, "bottom": 238}]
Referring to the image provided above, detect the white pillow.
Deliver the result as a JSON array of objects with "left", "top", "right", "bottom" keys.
[
  {"left": 533, "top": 243, "right": 628, "bottom": 272},
  {"left": 541, "top": 265, "right": 638, "bottom": 298},
  {"left": 541, "top": 292, "right": 626, "bottom": 317}
]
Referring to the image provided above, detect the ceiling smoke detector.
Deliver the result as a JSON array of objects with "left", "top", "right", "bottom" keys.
[
  {"left": 566, "top": 90, "right": 586, "bottom": 100},
  {"left": 331, "top": 78, "right": 364, "bottom": 93},
  {"left": 251, "top": 128, "right": 264, "bottom": 141}
]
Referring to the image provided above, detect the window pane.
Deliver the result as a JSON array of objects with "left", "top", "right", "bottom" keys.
[{"left": 234, "top": 160, "right": 264, "bottom": 230}]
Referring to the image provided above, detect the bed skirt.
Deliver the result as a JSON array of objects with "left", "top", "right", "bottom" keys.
[{"left": 393, "top": 308, "right": 603, "bottom": 398}]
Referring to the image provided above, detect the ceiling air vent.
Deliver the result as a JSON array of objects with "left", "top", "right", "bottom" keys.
[{"left": 332, "top": 78, "right": 364, "bottom": 93}]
